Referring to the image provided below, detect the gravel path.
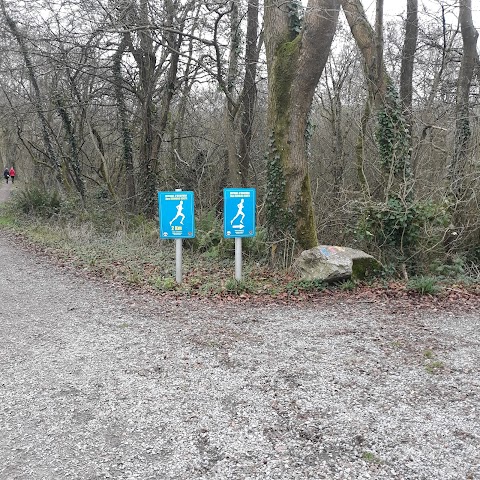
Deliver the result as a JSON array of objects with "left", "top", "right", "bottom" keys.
[
  {"left": 1, "top": 187, "right": 480, "bottom": 479},
  {"left": 0, "top": 179, "right": 14, "bottom": 203}
]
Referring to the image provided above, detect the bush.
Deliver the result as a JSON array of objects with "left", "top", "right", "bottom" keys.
[
  {"left": 224, "top": 278, "right": 254, "bottom": 294},
  {"left": 243, "top": 226, "right": 268, "bottom": 260},
  {"left": 355, "top": 197, "right": 450, "bottom": 274},
  {"left": 191, "top": 209, "right": 224, "bottom": 253},
  {"left": 406, "top": 276, "right": 441, "bottom": 295},
  {"left": 14, "top": 187, "right": 61, "bottom": 217}
]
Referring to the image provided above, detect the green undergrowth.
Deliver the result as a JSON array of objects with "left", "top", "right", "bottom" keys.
[{"left": 0, "top": 195, "right": 478, "bottom": 301}]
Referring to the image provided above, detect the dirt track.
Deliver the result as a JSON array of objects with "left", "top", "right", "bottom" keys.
[
  {"left": 0, "top": 178, "right": 14, "bottom": 203},
  {"left": 1, "top": 182, "right": 480, "bottom": 479}
]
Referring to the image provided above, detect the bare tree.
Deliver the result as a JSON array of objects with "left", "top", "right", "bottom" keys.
[
  {"left": 264, "top": 0, "right": 340, "bottom": 259},
  {"left": 400, "top": 0, "right": 418, "bottom": 136},
  {"left": 448, "top": 0, "right": 479, "bottom": 200},
  {"left": 0, "top": 0, "right": 60, "bottom": 179}
]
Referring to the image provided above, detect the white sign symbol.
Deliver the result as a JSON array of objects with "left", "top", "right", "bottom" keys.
[
  {"left": 170, "top": 200, "right": 185, "bottom": 226},
  {"left": 230, "top": 198, "right": 245, "bottom": 228}
]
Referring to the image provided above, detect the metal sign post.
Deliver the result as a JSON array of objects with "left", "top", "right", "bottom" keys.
[
  {"left": 158, "top": 190, "right": 195, "bottom": 284},
  {"left": 175, "top": 236, "right": 183, "bottom": 283},
  {"left": 223, "top": 188, "right": 256, "bottom": 282},
  {"left": 235, "top": 237, "right": 242, "bottom": 281}
]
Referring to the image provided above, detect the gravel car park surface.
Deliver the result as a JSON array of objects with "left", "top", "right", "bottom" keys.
[
  {"left": 1, "top": 231, "right": 480, "bottom": 480},
  {"left": 1, "top": 181, "right": 480, "bottom": 479}
]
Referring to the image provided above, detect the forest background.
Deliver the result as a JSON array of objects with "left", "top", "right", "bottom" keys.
[{"left": 0, "top": 0, "right": 479, "bottom": 296}]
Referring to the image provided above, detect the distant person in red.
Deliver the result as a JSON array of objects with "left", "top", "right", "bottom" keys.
[
  {"left": 9, "top": 167, "right": 15, "bottom": 184},
  {"left": 3, "top": 168, "right": 9, "bottom": 184}
]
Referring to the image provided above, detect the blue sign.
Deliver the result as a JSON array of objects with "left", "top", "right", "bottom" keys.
[
  {"left": 158, "top": 191, "right": 195, "bottom": 238},
  {"left": 224, "top": 188, "right": 256, "bottom": 238}
]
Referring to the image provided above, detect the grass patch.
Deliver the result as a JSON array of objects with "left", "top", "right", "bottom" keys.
[
  {"left": 423, "top": 349, "right": 434, "bottom": 359},
  {"left": 152, "top": 277, "right": 177, "bottom": 292},
  {"left": 361, "top": 451, "right": 382, "bottom": 464},
  {"left": 407, "top": 276, "right": 441, "bottom": 295},
  {"left": 224, "top": 278, "right": 254, "bottom": 294},
  {"left": 285, "top": 279, "right": 326, "bottom": 295},
  {"left": 425, "top": 360, "right": 445, "bottom": 374}
]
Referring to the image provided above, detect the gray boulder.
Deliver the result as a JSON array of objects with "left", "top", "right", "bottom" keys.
[{"left": 294, "top": 245, "right": 381, "bottom": 282}]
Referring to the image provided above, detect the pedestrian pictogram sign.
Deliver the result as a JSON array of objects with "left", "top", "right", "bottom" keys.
[
  {"left": 223, "top": 188, "right": 256, "bottom": 238},
  {"left": 158, "top": 191, "right": 195, "bottom": 238}
]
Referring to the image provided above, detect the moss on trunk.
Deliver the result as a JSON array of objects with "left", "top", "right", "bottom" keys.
[{"left": 266, "top": 35, "right": 318, "bottom": 256}]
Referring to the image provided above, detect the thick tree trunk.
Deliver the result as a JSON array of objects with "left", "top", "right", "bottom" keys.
[
  {"left": 238, "top": 0, "right": 260, "bottom": 187},
  {"left": 223, "top": 0, "right": 261, "bottom": 188},
  {"left": 127, "top": 0, "right": 157, "bottom": 216},
  {"left": 341, "top": 0, "right": 412, "bottom": 198},
  {"left": 225, "top": 0, "right": 242, "bottom": 187},
  {"left": 340, "top": 0, "right": 387, "bottom": 108},
  {"left": 340, "top": 0, "right": 387, "bottom": 193},
  {"left": 265, "top": 0, "right": 340, "bottom": 259},
  {"left": 448, "top": 0, "right": 479, "bottom": 200},
  {"left": 151, "top": 0, "right": 184, "bottom": 182},
  {"left": 54, "top": 94, "right": 86, "bottom": 204},
  {"left": 113, "top": 34, "right": 136, "bottom": 211},
  {"left": 400, "top": 0, "right": 418, "bottom": 136}
]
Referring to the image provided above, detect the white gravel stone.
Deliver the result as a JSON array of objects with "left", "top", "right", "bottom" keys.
[{"left": 0, "top": 232, "right": 479, "bottom": 479}]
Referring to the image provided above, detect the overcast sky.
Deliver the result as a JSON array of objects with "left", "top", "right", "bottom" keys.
[{"left": 366, "top": 0, "right": 480, "bottom": 29}]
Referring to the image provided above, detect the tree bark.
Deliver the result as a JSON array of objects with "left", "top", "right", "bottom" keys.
[
  {"left": 400, "top": 0, "right": 418, "bottom": 136},
  {"left": 225, "top": 0, "right": 242, "bottom": 187},
  {"left": 113, "top": 34, "right": 136, "bottom": 211},
  {"left": 448, "top": 0, "right": 479, "bottom": 200},
  {"left": 238, "top": 0, "right": 261, "bottom": 188},
  {"left": 340, "top": 0, "right": 387, "bottom": 108},
  {"left": 265, "top": 0, "right": 340, "bottom": 258},
  {"left": 126, "top": 0, "right": 157, "bottom": 216},
  {"left": 54, "top": 93, "right": 86, "bottom": 204},
  {"left": 340, "top": 0, "right": 387, "bottom": 194}
]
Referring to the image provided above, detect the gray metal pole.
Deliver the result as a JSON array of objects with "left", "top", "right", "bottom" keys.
[
  {"left": 176, "top": 238, "right": 182, "bottom": 283},
  {"left": 235, "top": 237, "right": 242, "bottom": 281},
  {"left": 174, "top": 188, "right": 183, "bottom": 284}
]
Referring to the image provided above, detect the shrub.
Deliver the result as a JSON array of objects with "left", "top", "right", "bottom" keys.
[
  {"left": 192, "top": 209, "right": 224, "bottom": 253},
  {"left": 14, "top": 187, "right": 61, "bottom": 217},
  {"left": 224, "top": 278, "right": 253, "bottom": 294},
  {"left": 356, "top": 197, "right": 450, "bottom": 275},
  {"left": 406, "top": 276, "right": 441, "bottom": 295}
]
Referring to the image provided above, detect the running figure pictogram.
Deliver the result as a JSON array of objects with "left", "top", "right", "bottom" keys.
[
  {"left": 170, "top": 200, "right": 185, "bottom": 225},
  {"left": 230, "top": 198, "right": 245, "bottom": 226}
]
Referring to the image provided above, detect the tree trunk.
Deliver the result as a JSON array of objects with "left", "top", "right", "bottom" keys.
[
  {"left": 225, "top": 0, "right": 242, "bottom": 187},
  {"left": 113, "top": 34, "right": 136, "bottom": 212},
  {"left": 400, "top": 0, "right": 418, "bottom": 136},
  {"left": 127, "top": 0, "right": 157, "bottom": 216},
  {"left": 151, "top": 0, "right": 184, "bottom": 182},
  {"left": 1, "top": 0, "right": 60, "bottom": 179},
  {"left": 54, "top": 93, "right": 86, "bottom": 204},
  {"left": 340, "top": 0, "right": 387, "bottom": 193},
  {"left": 238, "top": 0, "right": 261, "bottom": 188},
  {"left": 448, "top": 0, "right": 479, "bottom": 201},
  {"left": 341, "top": 0, "right": 412, "bottom": 198},
  {"left": 223, "top": 0, "right": 261, "bottom": 188},
  {"left": 265, "top": 0, "right": 340, "bottom": 259}
]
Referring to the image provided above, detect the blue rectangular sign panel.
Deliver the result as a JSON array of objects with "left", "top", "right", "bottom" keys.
[
  {"left": 224, "top": 188, "right": 256, "bottom": 238},
  {"left": 158, "top": 191, "right": 195, "bottom": 238}
]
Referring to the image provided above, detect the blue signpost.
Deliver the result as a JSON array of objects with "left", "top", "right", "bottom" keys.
[
  {"left": 223, "top": 188, "right": 256, "bottom": 280},
  {"left": 158, "top": 191, "right": 195, "bottom": 283},
  {"left": 158, "top": 191, "right": 195, "bottom": 239},
  {"left": 223, "top": 188, "right": 256, "bottom": 238}
]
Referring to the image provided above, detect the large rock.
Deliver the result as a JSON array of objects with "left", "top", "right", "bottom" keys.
[{"left": 294, "top": 245, "right": 381, "bottom": 282}]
